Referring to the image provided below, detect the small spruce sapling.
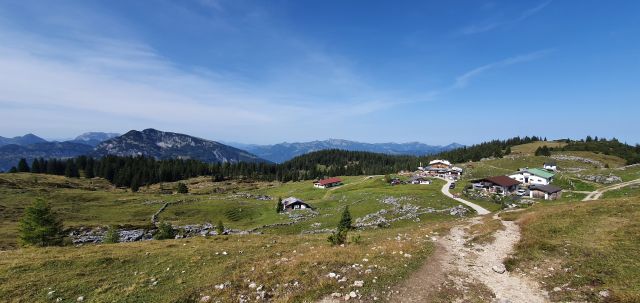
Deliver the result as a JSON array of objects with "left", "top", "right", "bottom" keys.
[
  {"left": 176, "top": 182, "right": 188, "bottom": 194},
  {"left": 216, "top": 220, "right": 225, "bottom": 235},
  {"left": 18, "top": 199, "right": 65, "bottom": 247},
  {"left": 154, "top": 222, "right": 176, "bottom": 240},
  {"left": 103, "top": 225, "right": 120, "bottom": 244}
]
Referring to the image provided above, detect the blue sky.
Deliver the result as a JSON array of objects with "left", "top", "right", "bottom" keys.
[{"left": 0, "top": 0, "right": 638, "bottom": 145}]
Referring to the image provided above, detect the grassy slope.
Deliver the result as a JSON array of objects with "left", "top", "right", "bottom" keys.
[
  {"left": 0, "top": 221, "right": 454, "bottom": 302},
  {"left": 509, "top": 141, "right": 567, "bottom": 154},
  {"left": 0, "top": 172, "right": 469, "bottom": 302},
  {"left": 501, "top": 199, "right": 640, "bottom": 302}
]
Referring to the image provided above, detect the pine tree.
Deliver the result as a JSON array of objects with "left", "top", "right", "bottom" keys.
[
  {"left": 154, "top": 222, "right": 175, "bottom": 240},
  {"left": 276, "top": 197, "right": 283, "bottom": 213},
  {"left": 103, "top": 225, "right": 120, "bottom": 244},
  {"left": 85, "top": 158, "right": 95, "bottom": 179},
  {"left": 338, "top": 206, "right": 352, "bottom": 230},
  {"left": 130, "top": 174, "right": 141, "bottom": 192},
  {"left": 9, "top": 166, "right": 18, "bottom": 173},
  {"left": 64, "top": 159, "right": 79, "bottom": 178},
  {"left": 216, "top": 220, "right": 225, "bottom": 235},
  {"left": 18, "top": 199, "right": 65, "bottom": 247},
  {"left": 31, "top": 159, "right": 41, "bottom": 173},
  {"left": 504, "top": 146, "right": 512, "bottom": 155},
  {"left": 17, "top": 158, "right": 30, "bottom": 172},
  {"left": 176, "top": 182, "right": 188, "bottom": 194}
]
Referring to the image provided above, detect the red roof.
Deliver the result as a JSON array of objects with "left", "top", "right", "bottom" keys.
[
  {"left": 315, "top": 177, "right": 343, "bottom": 186},
  {"left": 483, "top": 176, "right": 520, "bottom": 187}
]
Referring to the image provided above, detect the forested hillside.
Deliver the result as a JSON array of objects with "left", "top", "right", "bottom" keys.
[
  {"left": 5, "top": 136, "right": 552, "bottom": 190},
  {"left": 554, "top": 137, "right": 640, "bottom": 164}
]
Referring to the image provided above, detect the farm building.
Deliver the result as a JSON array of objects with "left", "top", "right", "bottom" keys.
[
  {"left": 529, "top": 184, "right": 563, "bottom": 200},
  {"left": 509, "top": 168, "right": 555, "bottom": 185},
  {"left": 428, "top": 159, "right": 452, "bottom": 169},
  {"left": 419, "top": 159, "right": 463, "bottom": 180},
  {"left": 472, "top": 176, "right": 521, "bottom": 195},
  {"left": 281, "top": 197, "right": 312, "bottom": 211},
  {"left": 313, "top": 177, "right": 343, "bottom": 189},
  {"left": 543, "top": 161, "right": 558, "bottom": 171}
]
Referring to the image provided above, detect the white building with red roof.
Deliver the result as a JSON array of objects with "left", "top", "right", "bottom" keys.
[{"left": 313, "top": 177, "right": 343, "bottom": 189}]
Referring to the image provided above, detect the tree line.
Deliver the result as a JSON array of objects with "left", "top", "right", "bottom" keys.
[
  {"left": 6, "top": 136, "right": 569, "bottom": 189},
  {"left": 555, "top": 137, "right": 640, "bottom": 165}
]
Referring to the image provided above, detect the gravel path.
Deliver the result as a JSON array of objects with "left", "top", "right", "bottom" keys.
[
  {"left": 440, "top": 179, "right": 491, "bottom": 215},
  {"left": 440, "top": 215, "right": 549, "bottom": 303},
  {"left": 582, "top": 178, "right": 640, "bottom": 201},
  {"left": 390, "top": 214, "right": 549, "bottom": 303}
]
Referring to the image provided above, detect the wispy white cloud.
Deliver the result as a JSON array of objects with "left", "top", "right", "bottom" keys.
[
  {"left": 0, "top": 2, "right": 402, "bottom": 142},
  {"left": 460, "top": 1, "right": 552, "bottom": 35},
  {"left": 452, "top": 49, "right": 554, "bottom": 88}
]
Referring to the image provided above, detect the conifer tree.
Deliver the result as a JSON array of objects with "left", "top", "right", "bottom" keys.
[
  {"left": 216, "top": 220, "right": 225, "bottom": 235},
  {"left": 103, "top": 225, "right": 120, "bottom": 244},
  {"left": 276, "top": 197, "right": 284, "bottom": 213},
  {"left": 176, "top": 182, "right": 188, "bottom": 194},
  {"left": 18, "top": 199, "right": 65, "bottom": 247},
  {"left": 338, "top": 206, "right": 352, "bottom": 230},
  {"left": 154, "top": 222, "right": 175, "bottom": 240},
  {"left": 31, "top": 159, "right": 41, "bottom": 173},
  {"left": 17, "top": 158, "right": 30, "bottom": 172}
]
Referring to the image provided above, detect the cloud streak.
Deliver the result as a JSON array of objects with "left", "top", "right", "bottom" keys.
[
  {"left": 453, "top": 49, "right": 554, "bottom": 88},
  {"left": 0, "top": 2, "right": 402, "bottom": 142},
  {"left": 460, "top": 1, "right": 553, "bottom": 35}
]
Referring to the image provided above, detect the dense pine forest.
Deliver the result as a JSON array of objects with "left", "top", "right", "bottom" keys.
[{"left": 7, "top": 136, "right": 639, "bottom": 189}]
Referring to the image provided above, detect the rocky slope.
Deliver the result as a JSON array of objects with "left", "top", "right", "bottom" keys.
[
  {"left": 68, "top": 132, "right": 120, "bottom": 147},
  {"left": 92, "top": 129, "right": 268, "bottom": 164}
]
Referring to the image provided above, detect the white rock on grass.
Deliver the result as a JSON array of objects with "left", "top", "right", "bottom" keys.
[
  {"left": 353, "top": 280, "right": 364, "bottom": 287},
  {"left": 215, "top": 283, "right": 225, "bottom": 290},
  {"left": 349, "top": 291, "right": 357, "bottom": 298},
  {"left": 77, "top": 296, "right": 85, "bottom": 302},
  {"left": 200, "top": 296, "right": 211, "bottom": 302},
  {"left": 327, "top": 272, "right": 337, "bottom": 278}
]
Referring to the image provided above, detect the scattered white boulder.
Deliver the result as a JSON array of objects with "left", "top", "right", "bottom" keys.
[
  {"left": 76, "top": 296, "right": 85, "bottom": 302},
  {"left": 599, "top": 290, "right": 610, "bottom": 298},
  {"left": 200, "top": 295, "right": 211, "bottom": 302},
  {"left": 353, "top": 280, "right": 364, "bottom": 287},
  {"left": 492, "top": 264, "right": 506, "bottom": 274}
]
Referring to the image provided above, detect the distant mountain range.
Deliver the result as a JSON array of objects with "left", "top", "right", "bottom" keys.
[
  {"left": 92, "top": 129, "right": 267, "bottom": 164},
  {"left": 230, "top": 139, "right": 464, "bottom": 163},
  {"left": 0, "top": 134, "right": 48, "bottom": 146},
  {"left": 0, "top": 130, "right": 464, "bottom": 171},
  {"left": 0, "top": 129, "right": 268, "bottom": 171},
  {"left": 69, "top": 132, "right": 120, "bottom": 147}
]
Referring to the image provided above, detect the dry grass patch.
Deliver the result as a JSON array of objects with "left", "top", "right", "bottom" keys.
[
  {"left": 0, "top": 221, "right": 457, "bottom": 302},
  {"left": 501, "top": 199, "right": 640, "bottom": 302}
]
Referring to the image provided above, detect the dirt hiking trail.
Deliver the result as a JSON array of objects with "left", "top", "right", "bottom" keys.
[{"left": 393, "top": 214, "right": 549, "bottom": 302}]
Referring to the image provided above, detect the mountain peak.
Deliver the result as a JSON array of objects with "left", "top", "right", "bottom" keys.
[{"left": 94, "top": 129, "right": 268, "bottom": 164}]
